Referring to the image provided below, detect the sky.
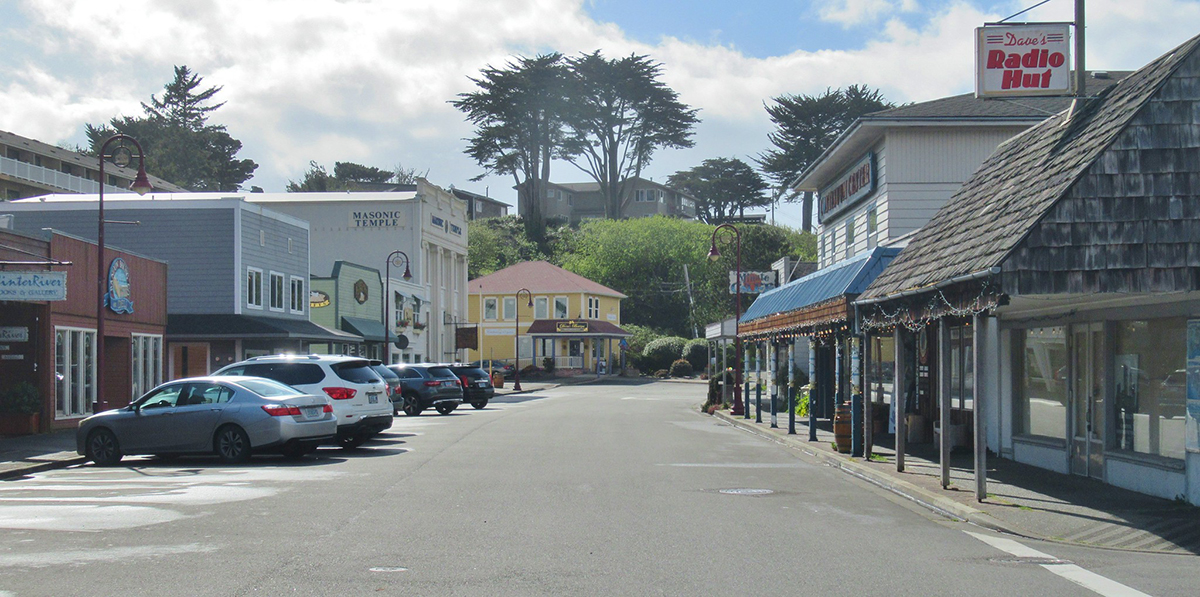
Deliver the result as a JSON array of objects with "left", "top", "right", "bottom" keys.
[{"left": 2, "top": 0, "right": 1198, "bottom": 231}]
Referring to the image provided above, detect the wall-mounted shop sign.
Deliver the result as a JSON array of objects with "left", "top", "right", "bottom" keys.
[
  {"left": 556, "top": 320, "right": 589, "bottom": 333},
  {"left": 819, "top": 152, "right": 875, "bottom": 220},
  {"left": 0, "top": 327, "right": 30, "bottom": 342},
  {"left": 976, "top": 24, "right": 1072, "bottom": 98},
  {"left": 310, "top": 290, "right": 331, "bottom": 308},
  {"left": 353, "top": 280, "right": 369, "bottom": 304},
  {"left": 484, "top": 328, "right": 514, "bottom": 336},
  {"left": 449, "top": 223, "right": 462, "bottom": 235},
  {"left": 728, "top": 271, "right": 777, "bottom": 294},
  {"left": 349, "top": 210, "right": 405, "bottom": 228},
  {"left": 105, "top": 258, "right": 134, "bottom": 314},
  {"left": 0, "top": 271, "right": 67, "bottom": 301}
]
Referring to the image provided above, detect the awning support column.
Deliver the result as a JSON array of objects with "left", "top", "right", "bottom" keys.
[
  {"left": 807, "top": 337, "right": 817, "bottom": 441},
  {"left": 974, "top": 313, "right": 987, "bottom": 501},
  {"left": 787, "top": 339, "right": 796, "bottom": 435},
  {"left": 894, "top": 327, "right": 906, "bottom": 472},
  {"left": 939, "top": 320, "right": 953, "bottom": 489},
  {"left": 769, "top": 338, "right": 778, "bottom": 428},
  {"left": 863, "top": 331, "right": 873, "bottom": 458}
]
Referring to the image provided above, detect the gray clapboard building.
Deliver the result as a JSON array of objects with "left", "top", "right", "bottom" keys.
[{"left": 1, "top": 195, "right": 356, "bottom": 377}]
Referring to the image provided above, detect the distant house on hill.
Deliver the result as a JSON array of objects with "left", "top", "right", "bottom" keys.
[{"left": 519, "top": 177, "right": 698, "bottom": 224}]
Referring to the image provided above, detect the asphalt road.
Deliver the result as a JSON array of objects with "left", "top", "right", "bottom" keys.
[{"left": 0, "top": 380, "right": 1194, "bottom": 596}]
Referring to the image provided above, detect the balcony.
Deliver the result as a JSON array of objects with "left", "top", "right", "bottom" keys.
[{"left": 1, "top": 156, "right": 127, "bottom": 195}]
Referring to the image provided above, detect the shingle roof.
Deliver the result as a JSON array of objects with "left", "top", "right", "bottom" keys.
[
  {"left": 862, "top": 72, "right": 1130, "bottom": 121},
  {"left": 470, "top": 261, "right": 627, "bottom": 298},
  {"left": 859, "top": 35, "right": 1200, "bottom": 302}
]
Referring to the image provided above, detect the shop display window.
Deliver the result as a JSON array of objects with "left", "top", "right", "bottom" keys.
[
  {"left": 55, "top": 328, "right": 96, "bottom": 417},
  {"left": 131, "top": 335, "right": 163, "bottom": 401},
  {"left": 1113, "top": 318, "right": 1186, "bottom": 460},
  {"left": 1014, "top": 326, "right": 1068, "bottom": 440}
]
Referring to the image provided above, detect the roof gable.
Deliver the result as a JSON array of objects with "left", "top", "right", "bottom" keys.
[
  {"left": 860, "top": 34, "right": 1200, "bottom": 302},
  {"left": 470, "top": 261, "right": 627, "bottom": 298}
]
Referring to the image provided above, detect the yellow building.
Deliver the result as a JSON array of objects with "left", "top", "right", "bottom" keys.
[{"left": 467, "top": 261, "right": 630, "bottom": 373}]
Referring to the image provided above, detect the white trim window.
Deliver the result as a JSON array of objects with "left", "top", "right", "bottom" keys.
[
  {"left": 503, "top": 297, "right": 516, "bottom": 320},
  {"left": 844, "top": 220, "right": 856, "bottom": 259},
  {"left": 55, "top": 327, "right": 96, "bottom": 417},
  {"left": 867, "top": 206, "right": 878, "bottom": 249},
  {"left": 587, "top": 297, "right": 599, "bottom": 319},
  {"left": 534, "top": 296, "right": 549, "bottom": 319},
  {"left": 247, "top": 267, "right": 263, "bottom": 309},
  {"left": 554, "top": 296, "right": 569, "bottom": 319},
  {"left": 290, "top": 276, "right": 306, "bottom": 314},
  {"left": 130, "top": 334, "right": 163, "bottom": 401},
  {"left": 269, "top": 272, "right": 285, "bottom": 311},
  {"left": 484, "top": 297, "right": 498, "bottom": 321}
]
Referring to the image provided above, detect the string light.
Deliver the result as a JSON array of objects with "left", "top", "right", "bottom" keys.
[{"left": 861, "top": 280, "right": 1002, "bottom": 332}]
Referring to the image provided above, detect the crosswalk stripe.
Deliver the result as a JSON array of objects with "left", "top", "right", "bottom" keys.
[{"left": 964, "top": 531, "right": 1152, "bottom": 597}]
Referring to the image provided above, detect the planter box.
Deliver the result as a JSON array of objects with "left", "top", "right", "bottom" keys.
[{"left": 0, "top": 413, "right": 41, "bottom": 436}]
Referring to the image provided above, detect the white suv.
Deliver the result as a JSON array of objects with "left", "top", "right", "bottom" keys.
[{"left": 215, "top": 354, "right": 393, "bottom": 449}]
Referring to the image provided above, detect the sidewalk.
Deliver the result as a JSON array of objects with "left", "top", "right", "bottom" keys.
[
  {"left": 713, "top": 406, "right": 1200, "bottom": 555},
  {"left": 0, "top": 373, "right": 597, "bottom": 481}
]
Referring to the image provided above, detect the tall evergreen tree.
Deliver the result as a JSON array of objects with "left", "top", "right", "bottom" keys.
[{"left": 667, "top": 157, "right": 770, "bottom": 224}]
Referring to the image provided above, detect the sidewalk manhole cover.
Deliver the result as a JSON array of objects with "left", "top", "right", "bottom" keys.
[
  {"left": 719, "top": 488, "right": 774, "bottom": 496},
  {"left": 370, "top": 567, "right": 408, "bottom": 572}
]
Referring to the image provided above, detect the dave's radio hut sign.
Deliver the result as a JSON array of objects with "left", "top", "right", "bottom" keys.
[{"left": 976, "top": 24, "right": 1072, "bottom": 98}]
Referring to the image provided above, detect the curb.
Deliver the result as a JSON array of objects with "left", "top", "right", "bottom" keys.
[
  {"left": 712, "top": 411, "right": 1019, "bottom": 537},
  {"left": 0, "top": 453, "right": 87, "bottom": 481}
]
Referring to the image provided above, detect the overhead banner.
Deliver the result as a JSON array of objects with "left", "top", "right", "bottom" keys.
[
  {"left": 0, "top": 271, "right": 67, "bottom": 301},
  {"left": 976, "top": 24, "right": 1072, "bottom": 98},
  {"left": 728, "top": 271, "right": 777, "bottom": 294}
]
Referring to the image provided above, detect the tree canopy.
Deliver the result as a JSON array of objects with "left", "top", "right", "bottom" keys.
[
  {"left": 667, "top": 157, "right": 771, "bottom": 224},
  {"left": 286, "top": 161, "right": 428, "bottom": 192},
  {"left": 561, "top": 52, "right": 700, "bottom": 219},
  {"left": 757, "top": 85, "right": 892, "bottom": 230},
  {"left": 86, "top": 65, "right": 257, "bottom": 192}
]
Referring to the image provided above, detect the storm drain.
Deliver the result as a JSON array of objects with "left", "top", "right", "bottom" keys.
[
  {"left": 718, "top": 488, "right": 774, "bottom": 496},
  {"left": 370, "top": 567, "right": 409, "bottom": 573}
]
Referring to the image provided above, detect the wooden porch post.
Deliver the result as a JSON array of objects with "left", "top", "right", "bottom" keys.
[
  {"left": 939, "top": 320, "right": 953, "bottom": 489},
  {"left": 974, "top": 313, "right": 987, "bottom": 501},
  {"left": 863, "top": 331, "right": 874, "bottom": 459},
  {"left": 894, "top": 326, "right": 906, "bottom": 472}
]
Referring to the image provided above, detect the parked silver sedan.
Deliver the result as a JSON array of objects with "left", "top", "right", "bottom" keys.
[{"left": 76, "top": 376, "right": 336, "bottom": 465}]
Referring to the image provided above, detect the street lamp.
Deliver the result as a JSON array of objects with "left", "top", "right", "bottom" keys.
[
  {"left": 708, "top": 223, "right": 744, "bottom": 416},
  {"left": 383, "top": 251, "right": 412, "bottom": 363},
  {"left": 95, "top": 135, "right": 152, "bottom": 412},
  {"left": 512, "top": 288, "right": 532, "bottom": 391}
]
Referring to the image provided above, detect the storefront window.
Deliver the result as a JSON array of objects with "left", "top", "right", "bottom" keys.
[
  {"left": 1114, "top": 318, "right": 1186, "bottom": 460},
  {"left": 1014, "top": 326, "right": 1068, "bottom": 440},
  {"left": 949, "top": 325, "right": 974, "bottom": 411},
  {"left": 867, "top": 334, "right": 895, "bottom": 406},
  {"left": 131, "top": 335, "right": 163, "bottom": 401},
  {"left": 55, "top": 328, "right": 96, "bottom": 417}
]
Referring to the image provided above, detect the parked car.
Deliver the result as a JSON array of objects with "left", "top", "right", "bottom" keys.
[
  {"left": 214, "top": 354, "right": 393, "bottom": 449},
  {"left": 447, "top": 363, "right": 495, "bottom": 409},
  {"left": 370, "top": 361, "right": 403, "bottom": 405},
  {"left": 470, "top": 359, "right": 515, "bottom": 380},
  {"left": 387, "top": 363, "right": 462, "bottom": 416},
  {"left": 77, "top": 376, "right": 336, "bottom": 465}
]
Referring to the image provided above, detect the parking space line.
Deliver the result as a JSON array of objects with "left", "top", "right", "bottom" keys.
[{"left": 964, "top": 531, "right": 1152, "bottom": 597}]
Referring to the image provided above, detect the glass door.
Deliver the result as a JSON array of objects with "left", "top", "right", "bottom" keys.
[{"left": 1070, "top": 322, "right": 1106, "bottom": 478}]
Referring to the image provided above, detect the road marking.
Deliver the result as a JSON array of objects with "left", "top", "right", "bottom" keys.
[{"left": 965, "top": 531, "right": 1152, "bottom": 597}]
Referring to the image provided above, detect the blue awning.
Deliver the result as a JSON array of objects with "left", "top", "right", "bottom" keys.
[{"left": 740, "top": 247, "right": 901, "bottom": 324}]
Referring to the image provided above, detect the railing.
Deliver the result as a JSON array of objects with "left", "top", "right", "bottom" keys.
[{"left": 1, "top": 156, "right": 127, "bottom": 195}]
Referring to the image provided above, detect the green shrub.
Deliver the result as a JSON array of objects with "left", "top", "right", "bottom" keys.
[
  {"left": 642, "top": 336, "right": 688, "bottom": 373},
  {"left": 542, "top": 357, "right": 556, "bottom": 373},
  {"left": 0, "top": 381, "right": 41, "bottom": 415},
  {"left": 669, "top": 359, "right": 693, "bottom": 377},
  {"left": 682, "top": 339, "right": 708, "bottom": 371}
]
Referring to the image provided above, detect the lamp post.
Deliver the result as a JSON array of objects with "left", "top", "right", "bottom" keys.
[
  {"left": 383, "top": 251, "right": 412, "bottom": 363},
  {"left": 708, "top": 224, "right": 744, "bottom": 416},
  {"left": 512, "top": 288, "right": 532, "bottom": 391},
  {"left": 95, "top": 135, "right": 152, "bottom": 413}
]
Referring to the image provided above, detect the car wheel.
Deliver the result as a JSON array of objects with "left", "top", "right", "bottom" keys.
[
  {"left": 338, "top": 434, "right": 366, "bottom": 450},
  {"left": 86, "top": 428, "right": 123, "bottom": 466},
  {"left": 435, "top": 403, "right": 457, "bottom": 415},
  {"left": 214, "top": 425, "right": 252, "bottom": 463},
  {"left": 471, "top": 400, "right": 487, "bottom": 410},
  {"left": 403, "top": 394, "right": 423, "bottom": 416}
]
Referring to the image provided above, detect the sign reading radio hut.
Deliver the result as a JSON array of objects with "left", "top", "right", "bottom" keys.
[{"left": 976, "top": 24, "right": 1072, "bottom": 98}]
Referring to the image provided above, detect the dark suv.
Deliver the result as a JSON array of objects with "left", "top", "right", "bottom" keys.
[
  {"left": 370, "top": 362, "right": 403, "bottom": 405},
  {"left": 387, "top": 364, "right": 462, "bottom": 416},
  {"left": 447, "top": 364, "right": 494, "bottom": 409}
]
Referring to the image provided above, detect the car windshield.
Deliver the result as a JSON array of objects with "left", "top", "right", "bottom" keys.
[
  {"left": 237, "top": 378, "right": 304, "bottom": 397},
  {"left": 453, "top": 367, "right": 488, "bottom": 379},
  {"left": 333, "top": 361, "right": 382, "bottom": 384},
  {"left": 371, "top": 364, "right": 400, "bottom": 382},
  {"left": 220, "top": 363, "right": 325, "bottom": 386},
  {"left": 427, "top": 366, "right": 456, "bottom": 379}
]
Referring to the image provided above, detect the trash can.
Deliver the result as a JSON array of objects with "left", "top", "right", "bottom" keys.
[{"left": 491, "top": 372, "right": 504, "bottom": 388}]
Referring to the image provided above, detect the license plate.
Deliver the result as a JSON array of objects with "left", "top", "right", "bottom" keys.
[
  {"left": 443, "top": 381, "right": 454, "bottom": 387},
  {"left": 367, "top": 392, "right": 379, "bottom": 404},
  {"left": 476, "top": 381, "right": 488, "bottom": 387},
  {"left": 304, "top": 406, "right": 322, "bottom": 419}
]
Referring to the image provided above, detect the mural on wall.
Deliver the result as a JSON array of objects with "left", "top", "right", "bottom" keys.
[{"left": 105, "top": 258, "right": 134, "bottom": 314}]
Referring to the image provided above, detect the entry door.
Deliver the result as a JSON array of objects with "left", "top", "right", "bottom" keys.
[{"left": 1070, "top": 323, "right": 1105, "bottom": 478}]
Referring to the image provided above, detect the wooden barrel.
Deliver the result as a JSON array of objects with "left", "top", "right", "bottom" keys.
[{"left": 833, "top": 403, "right": 852, "bottom": 453}]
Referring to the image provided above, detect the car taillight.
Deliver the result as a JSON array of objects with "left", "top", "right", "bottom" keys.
[
  {"left": 323, "top": 387, "right": 356, "bottom": 400},
  {"left": 423, "top": 380, "right": 440, "bottom": 387},
  {"left": 323, "top": 404, "right": 333, "bottom": 413},
  {"left": 460, "top": 376, "right": 468, "bottom": 386},
  {"left": 262, "top": 404, "right": 302, "bottom": 416}
]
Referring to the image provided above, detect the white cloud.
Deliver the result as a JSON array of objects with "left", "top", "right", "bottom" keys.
[{"left": 1, "top": 0, "right": 1197, "bottom": 231}]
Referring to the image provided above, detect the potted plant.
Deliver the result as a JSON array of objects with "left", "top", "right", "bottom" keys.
[
  {"left": 0, "top": 381, "right": 42, "bottom": 435},
  {"left": 395, "top": 318, "right": 411, "bottom": 329}
]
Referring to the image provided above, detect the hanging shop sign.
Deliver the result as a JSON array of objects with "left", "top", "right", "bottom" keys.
[
  {"left": 819, "top": 152, "right": 875, "bottom": 220},
  {"left": 105, "top": 258, "right": 134, "bottom": 314},
  {"left": 0, "top": 271, "right": 67, "bottom": 301},
  {"left": 556, "top": 320, "right": 589, "bottom": 333},
  {"left": 728, "top": 271, "right": 777, "bottom": 294},
  {"left": 976, "top": 24, "right": 1072, "bottom": 98},
  {"left": 310, "top": 290, "right": 331, "bottom": 308},
  {"left": 455, "top": 326, "right": 479, "bottom": 351},
  {"left": 353, "top": 280, "right": 369, "bottom": 304}
]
